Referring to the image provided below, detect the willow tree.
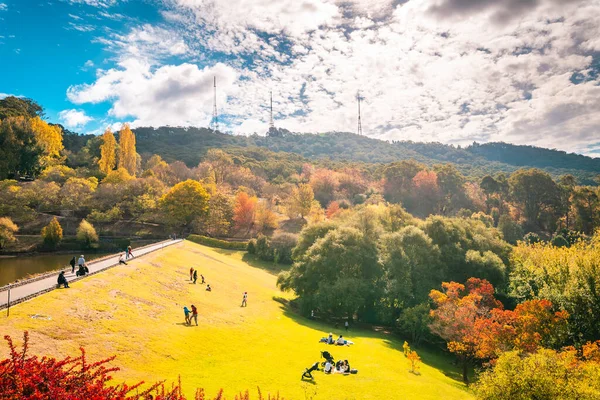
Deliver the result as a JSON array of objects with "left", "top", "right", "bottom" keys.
[
  {"left": 118, "top": 124, "right": 137, "bottom": 176},
  {"left": 98, "top": 128, "right": 117, "bottom": 174}
]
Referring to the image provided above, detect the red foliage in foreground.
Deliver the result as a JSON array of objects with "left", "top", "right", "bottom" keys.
[{"left": 0, "top": 332, "right": 283, "bottom": 400}]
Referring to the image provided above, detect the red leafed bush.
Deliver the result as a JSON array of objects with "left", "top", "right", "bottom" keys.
[{"left": 0, "top": 332, "right": 284, "bottom": 400}]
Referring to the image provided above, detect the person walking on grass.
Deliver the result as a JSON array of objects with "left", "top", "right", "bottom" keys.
[
  {"left": 189, "top": 267, "right": 194, "bottom": 281},
  {"left": 201, "top": 274, "right": 205, "bottom": 284},
  {"left": 345, "top": 320, "right": 349, "bottom": 332},
  {"left": 119, "top": 252, "right": 128, "bottom": 265},
  {"left": 241, "top": 291, "right": 248, "bottom": 307},
  {"left": 183, "top": 306, "right": 191, "bottom": 325},
  {"left": 193, "top": 270, "right": 198, "bottom": 284},
  {"left": 190, "top": 304, "right": 198, "bottom": 326},
  {"left": 70, "top": 256, "right": 76, "bottom": 274},
  {"left": 57, "top": 271, "right": 69, "bottom": 288}
]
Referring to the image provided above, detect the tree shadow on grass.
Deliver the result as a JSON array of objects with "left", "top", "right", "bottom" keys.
[
  {"left": 276, "top": 300, "right": 471, "bottom": 390},
  {"left": 240, "top": 253, "right": 291, "bottom": 275}
]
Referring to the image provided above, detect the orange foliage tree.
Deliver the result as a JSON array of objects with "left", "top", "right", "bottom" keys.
[{"left": 233, "top": 191, "right": 257, "bottom": 235}]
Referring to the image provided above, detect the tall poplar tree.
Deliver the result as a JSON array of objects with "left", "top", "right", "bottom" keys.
[
  {"left": 118, "top": 123, "right": 137, "bottom": 176},
  {"left": 98, "top": 128, "right": 117, "bottom": 175}
]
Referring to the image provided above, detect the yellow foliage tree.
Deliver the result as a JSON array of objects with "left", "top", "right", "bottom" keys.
[
  {"left": 29, "top": 117, "right": 63, "bottom": 166},
  {"left": 0, "top": 217, "right": 18, "bottom": 249},
  {"left": 41, "top": 217, "right": 63, "bottom": 249},
  {"left": 285, "top": 183, "right": 314, "bottom": 219},
  {"left": 118, "top": 124, "right": 137, "bottom": 176},
  {"left": 98, "top": 128, "right": 117, "bottom": 174},
  {"left": 159, "top": 180, "right": 210, "bottom": 229},
  {"left": 407, "top": 350, "right": 421, "bottom": 373},
  {"left": 255, "top": 201, "right": 279, "bottom": 232}
]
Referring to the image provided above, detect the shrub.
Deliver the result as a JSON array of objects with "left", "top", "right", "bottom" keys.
[
  {"left": 87, "top": 206, "right": 123, "bottom": 223},
  {"left": 40, "top": 217, "right": 63, "bottom": 249},
  {"left": 0, "top": 217, "right": 18, "bottom": 249},
  {"left": 187, "top": 234, "right": 248, "bottom": 250},
  {"left": 498, "top": 215, "right": 523, "bottom": 245},
  {"left": 407, "top": 350, "right": 421, "bottom": 373},
  {"left": 551, "top": 234, "right": 569, "bottom": 248},
  {"left": 247, "top": 239, "right": 256, "bottom": 254},
  {"left": 76, "top": 219, "right": 99, "bottom": 249},
  {"left": 270, "top": 232, "right": 297, "bottom": 264},
  {"left": 523, "top": 232, "right": 541, "bottom": 245},
  {"left": 255, "top": 234, "right": 274, "bottom": 261}
]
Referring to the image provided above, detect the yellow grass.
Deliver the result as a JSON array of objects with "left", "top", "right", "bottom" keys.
[{"left": 0, "top": 241, "right": 473, "bottom": 400}]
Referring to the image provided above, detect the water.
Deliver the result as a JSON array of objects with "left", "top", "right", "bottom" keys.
[{"left": 0, "top": 253, "right": 109, "bottom": 286}]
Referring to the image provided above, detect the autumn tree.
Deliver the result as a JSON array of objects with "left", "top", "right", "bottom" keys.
[
  {"left": 118, "top": 123, "right": 137, "bottom": 176},
  {"left": 509, "top": 168, "right": 560, "bottom": 231},
  {"left": 412, "top": 170, "right": 441, "bottom": 217},
  {"left": 204, "top": 149, "right": 234, "bottom": 185},
  {"left": 326, "top": 201, "right": 341, "bottom": 219},
  {"left": 233, "top": 191, "right": 257, "bottom": 235},
  {"left": 41, "top": 217, "right": 63, "bottom": 249},
  {"left": 98, "top": 128, "right": 117, "bottom": 174},
  {"left": 255, "top": 200, "right": 278, "bottom": 232},
  {"left": 159, "top": 180, "right": 210, "bottom": 230},
  {"left": 76, "top": 219, "right": 99, "bottom": 248},
  {"left": 29, "top": 116, "right": 64, "bottom": 167},
  {"left": 285, "top": 184, "right": 314, "bottom": 219},
  {"left": 202, "top": 191, "right": 234, "bottom": 237},
  {"left": 382, "top": 160, "right": 422, "bottom": 207},
  {"left": 0, "top": 217, "right": 18, "bottom": 249},
  {"left": 309, "top": 168, "right": 338, "bottom": 207}
]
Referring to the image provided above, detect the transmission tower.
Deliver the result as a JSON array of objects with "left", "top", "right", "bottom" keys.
[
  {"left": 269, "top": 91, "right": 274, "bottom": 129},
  {"left": 357, "top": 90, "right": 363, "bottom": 136},
  {"left": 211, "top": 76, "right": 218, "bottom": 132}
]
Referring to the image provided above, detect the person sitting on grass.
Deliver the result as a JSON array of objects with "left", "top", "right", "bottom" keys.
[
  {"left": 57, "top": 271, "right": 69, "bottom": 288},
  {"left": 327, "top": 333, "right": 334, "bottom": 344},
  {"left": 324, "top": 360, "right": 333, "bottom": 374},
  {"left": 302, "top": 362, "right": 320, "bottom": 380},
  {"left": 119, "top": 253, "right": 128, "bottom": 265},
  {"left": 336, "top": 335, "right": 346, "bottom": 345},
  {"left": 206, "top": 284, "right": 212, "bottom": 292},
  {"left": 183, "top": 306, "right": 191, "bottom": 325},
  {"left": 76, "top": 264, "right": 86, "bottom": 277}
]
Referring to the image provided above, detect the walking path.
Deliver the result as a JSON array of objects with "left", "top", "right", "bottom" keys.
[{"left": 0, "top": 239, "right": 182, "bottom": 310}]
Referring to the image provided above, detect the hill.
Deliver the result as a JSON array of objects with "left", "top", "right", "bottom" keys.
[
  {"left": 0, "top": 240, "right": 473, "bottom": 400},
  {"left": 127, "top": 127, "right": 600, "bottom": 184}
]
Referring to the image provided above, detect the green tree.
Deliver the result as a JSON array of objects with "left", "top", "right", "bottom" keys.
[
  {"left": 41, "top": 217, "right": 63, "bottom": 249},
  {"left": 202, "top": 191, "right": 234, "bottom": 237},
  {"left": 0, "top": 217, "right": 18, "bottom": 249},
  {"left": 509, "top": 169, "right": 559, "bottom": 231},
  {"left": 159, "top": 179, "right": 210, "bottom": 230},
  {"left": 572, "top": 186, "right": 599, "bottom": 234},
  {"left": 497, "top": 214, "right": 523, "bottom": 245},
  {"left": 76, "top": 219, "right": 99, "bottom": 249},
  {"left": 0, "top": 117, "right": 43, "bottom": 179},
  {"left": 0, "top": 96, "right": 43, "bottom": 119}
]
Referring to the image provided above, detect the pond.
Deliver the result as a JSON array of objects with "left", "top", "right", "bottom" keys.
[{"left": 0, "top": 253, "right": 109, "bottom": 287}]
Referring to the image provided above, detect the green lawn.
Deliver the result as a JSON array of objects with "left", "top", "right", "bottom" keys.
[{"left": 1, "top": 241, "right": 474, "bottom": 400}]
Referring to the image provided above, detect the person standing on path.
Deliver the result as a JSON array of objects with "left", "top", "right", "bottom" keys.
[
  {"left": 345, "top": 320, "right": 349, "bottom": 332},
  {"left": 193, "top": 270, "right": 198, "bottom": 284},
  {"left": 241, "top": 291, "right": 248, "bottom": 307},
  {"left": 70, "top": 256, "right": 76, "bottom": 274},
  {"left": 189, "top": 267, "right": 194, "bottom": 281},
  {"left": 127, "top": 245, "right": 133, "bottom": 259},
  {"left": 190, "top": 304, "right": 198, "bottom": 326}
]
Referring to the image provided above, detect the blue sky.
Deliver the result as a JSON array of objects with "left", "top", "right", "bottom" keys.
[{"left": 1, "top": 0, "right": 600, "bottom": 156}]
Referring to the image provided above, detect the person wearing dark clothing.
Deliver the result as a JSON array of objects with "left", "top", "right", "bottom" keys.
[
  {"left": 193, "top": 270, "right": 198, "bottom": 284},
  {"left": 190, "top": 304, "right": 198, "bottom": 326},
  {"left": 241, "top": 291, "right": 248, "bottom": 307},
  {"left": 189, "top": 267, "right": 194, "bottom": 281},
  {"left": 127, "top": 245, "right": 133, "bottom": 259},
  {"left": 76, "top": 265, "right": 86, "bottom": 276},
  {"left": 70, "top": 256, "right": 76, "bottom": 274},
  {"left": 201, "top": 274, "right": 205, "bottom": 284},
  {"left": 302, "top": 362, "right": 320, "bottom": 380},
  {"left": 57, "top": 271, "right": 69, "bottom": 288},
  {"left": 206, "top": 284, "right": 212, "bottom": 291}
]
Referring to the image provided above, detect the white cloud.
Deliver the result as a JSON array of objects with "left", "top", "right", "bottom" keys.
[
  {"left": 66, "top": 0, "right": 118, "bottom": 7},
  {"left": 68, "top": 0, "right": 600, "bottom": 154},
  {"left": 59, "top": 109, "right": 94, "bottom": 128},
  {"left": 0, "top": 3, "right": 7, "bottom": 11}
]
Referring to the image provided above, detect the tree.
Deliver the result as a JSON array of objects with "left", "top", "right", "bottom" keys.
[
  {"left": 202, "top": 191, "right": 234, "bottom": 237},
  {"left": 159, "top": 180, "right": 210, "bottom": 229},
  {"left": 76, "top": 219, "right": 99, "bottom": 248},
  {"left": 286, "top": 183, "right": 314, "bottom": 219},
  {"left": 41, "top": 217, "right": 63, "bottom": 249},
  {"left": 475, "top": 349, "right": 600, "bottom": 400},
  {"left": 233, "top": 191, "right": 257, "bottom": 234},
  {"left": 0, "top": 117, "right": 43, "bottom": 179},
  {"left": 407, "top": 351, "right": 421, "bottom": 373},
  {"left": 0, "top": 217, "right": 18, "bottom": 249},
  {"left": 204, "top": 149, "right": 234, "bottom": 185},
  {"left": 103, "top": 168, "right": 134, "bottom": 184},
  {"left": 509, "top": 169, "right": 559, "bottom": 231},
  {"left": 382, "top": 160, "right": 423, "bottom": 206},
  {"left": 572, "top": 186, "right": 599, "bottom": 234},
  {"left": 497, "top": 214, "right": 523, "bottom": 245},
  {"left": 254, "top": 200, "right": 278, "bottom": 232},
  {"left": 117, "top": 123, "right": 137, "bottom": 176},
  {"left": 309, "top": 168, "right": 338, "bottom": 207},
  {"left": 558, "top": 174, "right": 577, "bottom": 230},
  {"left": 60, "top": 177, "right": 98, "bottom": 211},
  {"left": 412, "top": 170, "right": 441, "bottom": 217},
  {"left": 326, "top": 201, "right": 341, "bottom": 219},
  {"left": 0, "top": 96, "right": 43, "bottom": 119},
  {"left": 29, "top": 117, "right": 64, "bottom": 167},
  {"left": 98, "top": 128, "right": 117, "bottom": 174}
]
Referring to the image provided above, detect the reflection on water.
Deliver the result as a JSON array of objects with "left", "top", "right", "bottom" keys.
[{"left": 0, "top": 253, "right": 109, "bottom": 286}]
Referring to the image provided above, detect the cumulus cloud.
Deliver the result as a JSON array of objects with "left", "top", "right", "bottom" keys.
[
  {"left": 59, "top": 109, "right": 94, "bottom": 128},
  {"left": 0, "top": 3, "right": 7, "bottom": 11},
  {"left": 67, "top": 59, "right": 238, "bottom": 127},
  {"left": 68, "top": 0, "right": 600, "bottom": 155}
]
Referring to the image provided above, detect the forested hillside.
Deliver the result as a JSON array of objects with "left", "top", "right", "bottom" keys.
[{"left": 123, "top": 127, "right": 600, "bottom": 184}]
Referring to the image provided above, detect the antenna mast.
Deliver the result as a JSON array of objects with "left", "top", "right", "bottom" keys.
[
  {"left": 357, "top": 90, "right": 363, "bottom": 136},
  {"left": 269, "top": 91, "right": 274, "bottom": 129},
  {"left": 212, "top": 76, "right": 218, "bottom": 132}
]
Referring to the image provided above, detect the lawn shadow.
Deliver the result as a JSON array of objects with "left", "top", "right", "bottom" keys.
[
  {"left": 240, "top": 253, "right": 291, "bottom": 275},
  {"left": 175, "top": 322, "right": 195, "bottom": 328},
  {"left": 277, "top": 301, "right": 471, "bottom": 389}
]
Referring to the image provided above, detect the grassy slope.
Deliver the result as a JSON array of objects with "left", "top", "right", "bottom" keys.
[{"left": 0, "top": 241, "right": 473, "bottom": 400}]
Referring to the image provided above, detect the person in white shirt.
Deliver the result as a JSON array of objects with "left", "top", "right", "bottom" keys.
[
  {"left": 336, "top": 335, "right": 346, "bottom": 345},
  {"left": 324, "top": 361, "right": 333, "bottom": 374},
  {"left": 241, "top": 291, "right": 248, "bottom": 307},
  {"left": 119, "top": 253, "right": 128, "bottom": 265}
]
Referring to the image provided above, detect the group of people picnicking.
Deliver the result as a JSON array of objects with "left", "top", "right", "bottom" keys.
[
  {"left": 59, "top": 246, "right": 135, "bottom": 288},
  {"left": 303, "top": 320, "right": 357, "bottom": 380}
]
